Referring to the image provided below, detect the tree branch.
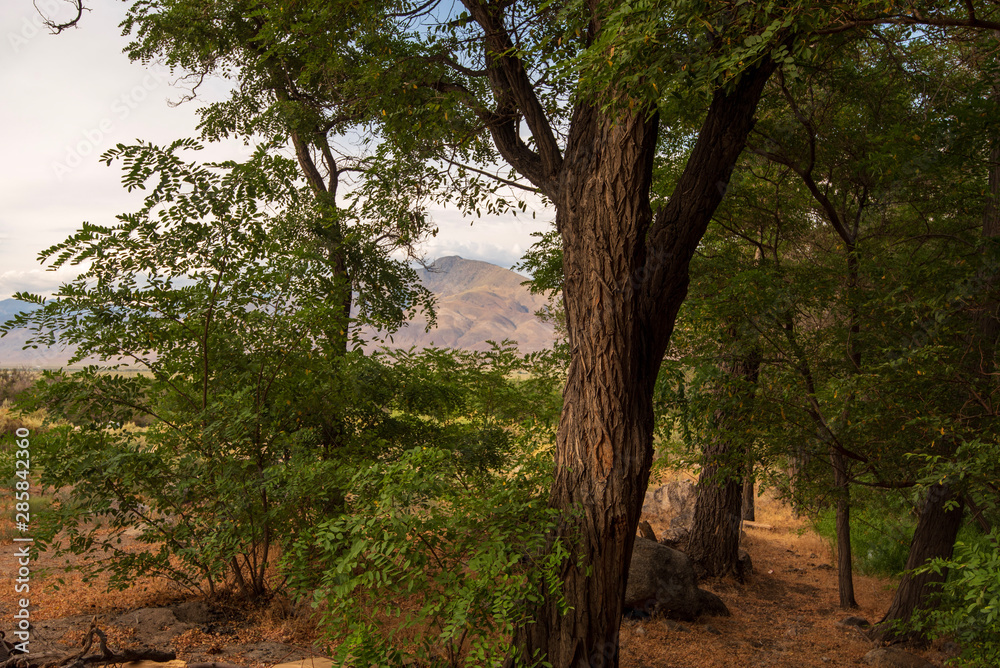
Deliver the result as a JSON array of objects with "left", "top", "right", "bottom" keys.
[
  {"left": 35, "top": 0, "right": 85, "bottom": 34},
  {"left": 815, "top": 9, "right": 1000, "bottom": 35},
  {"left": 441, "top": 155, "right": 540, "bottom": 192},
  {"left": 642, "top": 57, "right": 777, "bottom": 345},
  {"left": 461, "top": 0, "right": 562, "bottom": 194}
]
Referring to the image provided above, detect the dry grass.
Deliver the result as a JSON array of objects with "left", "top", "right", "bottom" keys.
[
  {"left": 0, "top": 399, "right": 45, "bottom": 437},
  {"left": 0, "top": 368, "right": 38, "bottom": 406}
]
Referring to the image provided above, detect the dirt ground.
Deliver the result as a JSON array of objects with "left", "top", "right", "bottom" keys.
[
  {"left": 619, "top": 487, "right": 951, "bottom": 668},
  {"left": 0, "top": 485, "right": 954, "bottom": 668}
]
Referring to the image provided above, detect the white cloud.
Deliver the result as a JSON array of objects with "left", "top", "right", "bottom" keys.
[
  {"left": 0, "top": 0, "right": 555, "bottom": 299},
  {"left": 419, "top": 205, "right": 552, "bottom": 271},
  {"left": 0, "top": 266, "right": 86, "bottom": 297}
]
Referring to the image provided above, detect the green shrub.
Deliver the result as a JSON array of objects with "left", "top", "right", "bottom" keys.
[
  {"left": 278, "top": 341, "right": 566, "bottom": 666},
  {"left": 286, "top": 437, "right": 568, "bottom": 668},
  {"left": 812, "top": 494, "right": 915, "bottom": 577},
  {"left": 909, "top": 530, "right": 1000, "bottom": 667},
  {"left": 904, "top": 440, "right": 1000, "bottom": 665},
  {"left": 3, "top": 142, "right": 371, "bottom": 600}
]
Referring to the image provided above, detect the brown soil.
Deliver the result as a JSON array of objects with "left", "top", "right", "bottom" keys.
[
  {"left": 619, "top": 487, "right": 941, "bottom": 668},
  {"left": 0, "top": 483, "right": 952, "bottom": 668},
  {"left": 0, "top": 492, "right": 320, "bottom": 666}
]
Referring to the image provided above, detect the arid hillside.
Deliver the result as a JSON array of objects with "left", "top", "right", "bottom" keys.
[
  {"left": 364, "top": 255, "right": 555, "bottom": 353},
  {"left": 0, "top": 256, "right": 556, "bottom": 367}
]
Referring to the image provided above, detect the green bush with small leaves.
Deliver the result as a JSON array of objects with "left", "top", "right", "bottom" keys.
[
  {"left": 909, "top": 531, "right": 1000, "bottom": 667},
  {"left": 286, "top": 437, "right": 569, "bottom": 668}
]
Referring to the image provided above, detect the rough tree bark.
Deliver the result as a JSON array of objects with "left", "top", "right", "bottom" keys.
[
  {"left": 742, "top": 465, "right": 756, "bottom": 522},
  {"left": 874, "top": 484, "right": 964, "bottom": 641},
  {"left": 507, "top": 63, "right": 776, "bottom": 667},
  {"left": 450, "top": 0, "right": 781, "bottom": 660},
  {"left": 687, "top": 342, "right": 762, "bottom": 579}
]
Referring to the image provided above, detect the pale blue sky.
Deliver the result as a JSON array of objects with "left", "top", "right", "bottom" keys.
[{"left": 0, "top": 0, "right": 550, "bottom": 300}]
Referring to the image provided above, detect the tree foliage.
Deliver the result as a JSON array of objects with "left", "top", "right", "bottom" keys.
[
  {"left": 19, "top": 0, "right": 1000, "bottom": 662},
  {"left": 3, "top": 143, "right": 565, "bottom": 602}
]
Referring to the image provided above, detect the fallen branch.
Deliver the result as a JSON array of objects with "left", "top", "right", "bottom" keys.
[{"left": 0, "top": 622, "right": 176, "bottom": 668}]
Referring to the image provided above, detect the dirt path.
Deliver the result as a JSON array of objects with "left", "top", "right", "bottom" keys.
[{"left": 619, "top": 492, "right": 942, "bottom": 668}]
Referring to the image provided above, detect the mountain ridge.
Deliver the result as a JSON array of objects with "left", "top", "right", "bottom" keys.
[
  {"left": 362, "top": 255, "right": 554, "bottom": 353},
  {"left": 0, "top": 256, "right": 554, "bottom": 367}
]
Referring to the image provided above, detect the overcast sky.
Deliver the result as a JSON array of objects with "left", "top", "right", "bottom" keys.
[{"left": 0, "top": 0, "right": 551, "bottom": 300}]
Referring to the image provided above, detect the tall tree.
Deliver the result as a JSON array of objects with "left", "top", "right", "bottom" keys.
[
  {"left": 875, "top": 33, "right": 1000, "bottom": 640},
  {"left": 49, "top": 1, "right": 1000, "bottom": 664},
  {"left": 746, "top": 28, "right": 986, "bottom": 609},
  {"left": 122, "top": 0, "right": 442, "bottom": 351}
]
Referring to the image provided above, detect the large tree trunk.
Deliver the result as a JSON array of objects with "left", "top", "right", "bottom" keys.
[
  {"left": 687, "top": 343, "right": 762, "bottom": 579},
  {"left": 687, "top": 458, "right": 744, "bottom": 579},
  {"left": 874, "top": 484, "right": 964, "bottom": 641},
  {"left": 511, "top": 61, "right": 775, "bottom": 667},
  {"left": 512, "top": 101, "right": 660, "bottom": 668}
]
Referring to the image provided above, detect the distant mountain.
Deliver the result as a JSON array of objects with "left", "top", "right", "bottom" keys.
[
  {"left": 0, "top": 257, "right": 555, "bottom": 368},
  {"left": 0, "top": 299, "right": 38, "bottom": 322},
  {"left": 0, "top": 299, "right": 72, "bottom": 368},
  {"left": 365, "top": 256, "right": 555, "bottom": 353}
]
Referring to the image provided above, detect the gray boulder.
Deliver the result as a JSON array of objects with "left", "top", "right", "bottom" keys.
[
  {"left": 642, "top": 480, "right": 697, "bottom": 541},
  {"left": 625, "top": 537, "right": 730, "bottom": 620},
  {"left": 862, "top": 647, "right": 935, "bottom": 668}
]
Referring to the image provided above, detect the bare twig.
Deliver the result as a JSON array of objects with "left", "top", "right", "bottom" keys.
[{"left": 35, "top": 0, "right": 85, "bottom": 34}]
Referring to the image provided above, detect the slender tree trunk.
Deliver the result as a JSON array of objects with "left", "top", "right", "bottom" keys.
[
  {"left": 287, "top": 125, "right": 354, "bottom": 356},
  {"left": 830, "top": 446, "right": 858, "bottom": 609},
  {"left": 974, "top": 141, "right": 1000, "bottom": 381},
  {"left": 688, "top": 343, "right": 762, "bottom": 579},
  {"left": 874, "top": 484, "right": 964, "bottom": 641},
  {"left": 512, "top": 60, "right": 775, "bottom": 668},
  {"left": 742, "top": 470, "right": 756, "bottom": 521},
  {"left": 830, "top": 241, "right": 862, "bottom": 610}
]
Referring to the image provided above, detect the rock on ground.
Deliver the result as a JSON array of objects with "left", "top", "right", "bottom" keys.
[
  {"left": 642, "top": 480, "right": 697, "bottom": 543},
  {"left": 111, "top": 607, "right": 195, "bottom": 646},
  {"left": 625, "top": 537, "right": 730, "bottom": 620},
  {"left": 863, "top": 647, "right": 936, "bottom": 668},
  {"left": 836, "top": 615, "right": 872, "bottom": 630}
]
